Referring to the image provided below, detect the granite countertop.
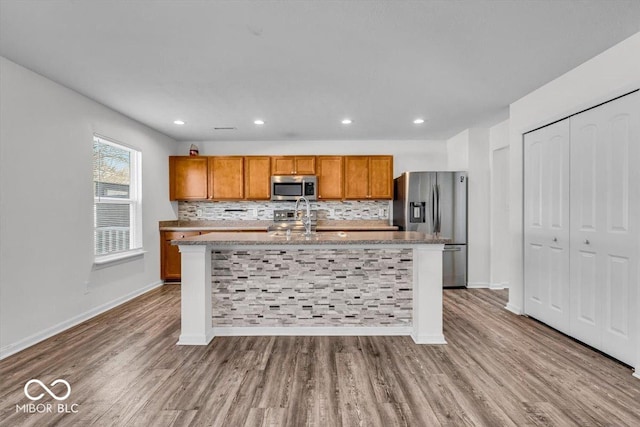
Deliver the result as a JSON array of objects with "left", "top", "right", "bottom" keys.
[
  {"left": 159, "top": 219, "right": 398, "bottom": 232},
  {"left": 172, "top": 230, "right": 449, "bottom": 246}
]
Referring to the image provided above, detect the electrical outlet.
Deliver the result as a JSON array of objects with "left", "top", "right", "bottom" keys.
[
  {"left": 250, "top": 208, "right": 258, "bottom": 218},
  {"left": 378, "top": 208, "right": 388, "bottom": 218},
  {"left": 328, "top": 208, "right": 335, "bottom": 217},
  {"left": 196, "top": 209, "right": 203, "bottom": 217}
]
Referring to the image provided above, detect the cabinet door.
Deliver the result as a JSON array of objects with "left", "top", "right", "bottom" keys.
[
  {"left": 317, "top": 156, "right": 344, "bottom": 200},
  {"left": 209, "top": 157, "right": 244, "bottom": 200},
  {"left": 570, "top": 91, "right": 639, "bottom": 365},
  {"left": 244, "top": 156, "right": 271, "bottom": 200},
  {"left": 169, "top": 156, "right": 208, "bottom": 200},
  {"left": 161, "top": 231, "right": 199, "bottom": 280},
  {"left": 294, "top": 156, "right": 316, "bottom": 175},
  {"left": 369, "top": 156, "right": 393, "bottom": 199},
  {"left": 344, "top": 156, "right": 370, "bottom": 199},
  {"left": 271, "top": 157, "right": 296, "bottom": 175},
  {"left": 524, "top": 119, "right": 571, "bottom": 333},
  {"left": 271, "top": 156, "right": 316, "bottom": 175}
]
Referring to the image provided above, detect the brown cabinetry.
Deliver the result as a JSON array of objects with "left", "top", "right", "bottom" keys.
[
  {"left": 169, "top": 156, "right": 208, "bottom": 201},
  {"left": 209, "top": 156, "right": 244, "bottom": 200},
  {"left": 344, "top": 155, "right": 393, "bottom": 199},
  {"left": 244, "top": 156, "right": 271, "bottom": 200},
  {"left": 161, "top": 231, "right": 199, "bottom": 280},
  {"left": 169, "top": 154, "right": 391, "bottom": 201},
  {"left": 271, "top": 156, "right": 316, "bottom": 175},
  {"left": 316, "top": 156, "right": 344, "bottom": 200}
]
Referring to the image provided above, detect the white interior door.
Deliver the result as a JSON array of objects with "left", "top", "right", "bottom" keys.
[
  {"left": 524, "top": 119, "right": 571, "bottom": 333},
  {"left": 570, "top": 91, "right": 639, "bottom": 365}
]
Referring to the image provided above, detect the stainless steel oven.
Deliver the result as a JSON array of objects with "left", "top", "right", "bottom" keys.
[{"left": 270, "top": 175, "right": 317, "bottom": 201}]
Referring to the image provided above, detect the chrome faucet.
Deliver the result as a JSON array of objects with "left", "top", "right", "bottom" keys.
[{"left": 295, "top": 196, "right": 312, "bottom": 235}]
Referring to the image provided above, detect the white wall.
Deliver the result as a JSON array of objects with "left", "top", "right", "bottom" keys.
[
  {"left": 489, "top": 120, "right": 510, "bottom": 289},
  {"left": 446, "top": 129, "right": 469, "bottom": 171},
  {"left": 466, "top": 128, "right": 491, "bottom": 287},
  {"left": 177, "top": 139, "right": 448, "bottom": 177},
  {"left": 506, "top": 32, "right": 640, "bottom": 315},
  {"left": 0, "top": 57, "right": 178, "bottom": 358},
  {"left": 445, "top": 128, "right": 491, "bottom": 287}
]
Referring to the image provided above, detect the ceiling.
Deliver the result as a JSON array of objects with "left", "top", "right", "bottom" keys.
[{"left": 1, "top": 1, "right": 639, "bottom": 142}]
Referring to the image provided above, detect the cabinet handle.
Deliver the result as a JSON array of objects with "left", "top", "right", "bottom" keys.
[
  {"left": 552, "top": 237, "right": 557, "bottom": 242},
  {"left": 180, "top": 234, "right": 185, "bottom": 238},
  {"left": 584, "top": 239, "right": 590, "bottom": 245}
]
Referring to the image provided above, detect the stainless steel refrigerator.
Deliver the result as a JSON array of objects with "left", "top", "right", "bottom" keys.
[{"left": 393, "top": 171, "right": 468, "bottom": 288}]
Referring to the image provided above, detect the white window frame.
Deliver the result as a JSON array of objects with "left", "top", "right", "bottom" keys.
[{"left": 93, "top": 134, "right": 144, "bottom": 265}]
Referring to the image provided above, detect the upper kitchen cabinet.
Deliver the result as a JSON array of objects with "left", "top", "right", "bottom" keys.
[
  {"left": 271, "top": 156, "right": 316, "bottom": 175},
  {"left": 169, "top": 156, "right": 209, "bottom": 201},
  {"left": 244, "top": 156, "right": 271, "bottom": 200},
  {"left": 344, "top": 155, "right": 393, "bottom": 199},
  {"left": 209, "top": 156, "right": 244, "bottom": 200},
  {"left": 316, "top": 156, "right": 344, "bottom": 200}
]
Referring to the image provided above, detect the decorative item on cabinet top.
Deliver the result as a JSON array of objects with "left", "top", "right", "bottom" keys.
[{"left": 168, "top": 155, "right": 393, "bottom": 201}]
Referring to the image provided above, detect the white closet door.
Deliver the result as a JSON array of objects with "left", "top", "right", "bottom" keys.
[
  {"left": 570, "top": 91, "right": 639, "bottom": 365},
  {"left": 524, "top": 119, "right": 571, "bottom": 333}
]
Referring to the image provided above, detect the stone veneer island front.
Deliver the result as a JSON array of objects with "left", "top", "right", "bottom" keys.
[{"left": 174, "top": 231, "right": 449, "bottom": 346}]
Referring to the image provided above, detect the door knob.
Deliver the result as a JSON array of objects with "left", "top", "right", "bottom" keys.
[
  {"left": 552, "top": 237, "right": 558, "bottom": 242},
  {"left": 584, "top": 239, "right": 590, "bottom": 245}
]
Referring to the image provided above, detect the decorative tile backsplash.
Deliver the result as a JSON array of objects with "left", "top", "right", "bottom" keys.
[
  {"left": 178, "top": 200, "right": 391, "bottom": 221},
  {"left": 211, "top": 248, "right": 413, "bottom": 327}
]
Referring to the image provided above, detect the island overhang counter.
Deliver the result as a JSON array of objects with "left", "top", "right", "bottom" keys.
[{"left": 174, "top": 231, "right": 449, "bottom": 346}]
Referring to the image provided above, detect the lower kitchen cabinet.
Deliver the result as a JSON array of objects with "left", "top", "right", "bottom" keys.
[{"left": 161, "top": 231, "right": 199, "bottom": 281}]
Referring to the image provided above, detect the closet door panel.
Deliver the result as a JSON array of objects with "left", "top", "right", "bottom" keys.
[
  {"left": 544, "top": 122, "right": 572, "bottom": 331},
  {"left": 598, "top": 94, "right": 639, "bottom": 365},
  {"left": 524, "top": 119, "right": 571, "bottom": 332},
  {"left": 570, "top": 91, "right": 639, "bottom": 365},
  {"left": 524, "top": 131, "right": 546, "bottom": 319}
]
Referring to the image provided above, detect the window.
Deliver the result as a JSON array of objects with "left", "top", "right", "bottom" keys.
[{"left": 93, "top": 135, "right": 142, "bottom": 260}]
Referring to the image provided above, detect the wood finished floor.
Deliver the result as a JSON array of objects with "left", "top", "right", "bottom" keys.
[{"left": 1, "top": 286, "right": 639, "bottom": 427}]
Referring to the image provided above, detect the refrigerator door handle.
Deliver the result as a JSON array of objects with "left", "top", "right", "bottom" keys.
[
  {"left": 443, "top": 246, "right": 462, "bottom": 252},
  {"left": 436, "top": 184, "right": 441, "bottom": 234},
  {"left": 430, "top": 185, "right": 437, "bottom": 234}
]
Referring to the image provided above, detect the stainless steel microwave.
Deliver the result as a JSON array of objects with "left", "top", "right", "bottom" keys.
[{"left": 270, "top": 175, "right": 317, "bottom": 201}]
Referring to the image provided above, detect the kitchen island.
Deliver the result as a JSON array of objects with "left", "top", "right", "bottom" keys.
[{"left": 174, "top": 231, "right": 448, "bottom": 346}]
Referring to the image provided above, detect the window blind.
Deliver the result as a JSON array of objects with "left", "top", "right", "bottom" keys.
[{"left": 93, "top": 136, "right": 141, "bottom": 257}]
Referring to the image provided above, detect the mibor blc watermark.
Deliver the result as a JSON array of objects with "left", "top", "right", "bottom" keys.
[{"left": 16, "top": 379, "right": 79, "bottom": 414}]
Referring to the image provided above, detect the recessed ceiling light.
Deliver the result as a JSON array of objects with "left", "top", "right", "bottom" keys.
[
  {"left": 254, "top": 119, "right": 265, "bottom": 125},
  {"left": 341, "top": 119, "right": 352, "bottom": 125},
  {"left": 173, "top": 120, "right": 185, "bottom": 125},
  {"left": 413, "top": 118, "right": 425, "bottom": 124}
]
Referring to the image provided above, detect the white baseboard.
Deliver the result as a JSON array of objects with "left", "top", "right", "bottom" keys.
[
  {"left": 489, "top": 282, "right": 509, "bottom": 290},
  {"left": 411, "top": 333, "right": 447, "bottom": 345},
  {"left": 177, "top": 329, "right": 215, "bottom": 345},
  {"left": 466, "top": 282, "right": 490, "bottom": 289},
  {"left": 210, "top": 326, "right": 413, "bottom": 337},
  {"left": 505, "top": 303, "right": 523, "bottom": 315},
  {"left": 633, "top": 370, "right": 640, "bottom": 380},
  {"left": 0, "top": 280, "right": 164, "bottom": 360}
]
